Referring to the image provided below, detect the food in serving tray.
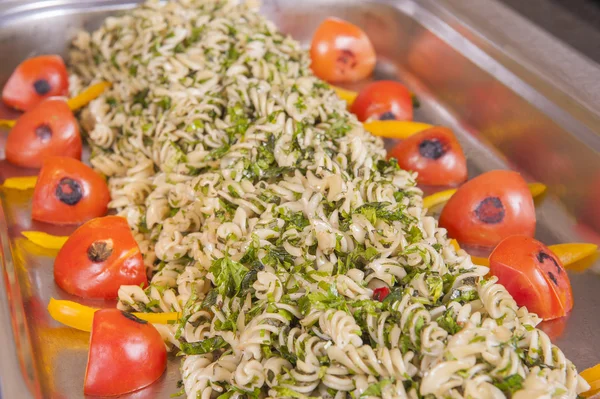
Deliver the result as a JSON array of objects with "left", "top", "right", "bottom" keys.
[{"left": 1, "top": 0, "right": 598, "bottom": 397}]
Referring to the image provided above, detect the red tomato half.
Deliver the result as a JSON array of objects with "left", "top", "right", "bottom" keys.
[
  {"left": 489, "top": 235, "right": 573, "bottom": 320},
  {"left": 85, "top": 309, "right": 167, "bottom": 396},
  {"left": 32, "top": 157, "right": 110, "bottom": 225},
  {"left": 54, "top": 216, "right": 147, "bottom": 298},
  {"left": 5, "top": 99, "right": 82, "bottom": 168},
  {"left": 439, "top": 170, "right": 535, "bottom": 247},
  {"left": 388, "top": 126, "right": 467, "bottom": 186},
  {"left": 350, "top": 80, "right": 413, "bottom": 122},
  {"left": 2, "top": 55, "right": 69, "bottom": 111},
  {"left": 310, "top": 17, "right": 376, "bottom": 83}
]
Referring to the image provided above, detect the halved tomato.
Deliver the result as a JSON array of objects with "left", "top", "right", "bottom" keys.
[
  {"left": 31, "top": 157, "right": 109, "bottom": 225},
  {"left": 439, "top": 170, "right": 535, "bottom": 247},
  {"left": 310, "top": 17, "right": 376, "bottom": 83},
  {"left": 2, "top": 55, "right": 69, "bottom": 111},
  {"left": 350, "top": 80, "right": 413, "bottom": 122},
  {"left": 84, "top": 309, "right": 167, "bottom": 396},
  {"left": 5, "top": 99, "right": 82, "bottom": 168},
  {"left": 54, "top": 215, "right": 147, "bottom": 299},
  {"left": 387, "top": 126, "right": 467, "bottom": 186},
  {"left": 489, "top": 235, "right": 573, "bottom": 320}
]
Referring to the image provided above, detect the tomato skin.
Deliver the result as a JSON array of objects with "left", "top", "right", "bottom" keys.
[
  {"left": 32, "top": 157, "right": 110, "bottom": 225},
  {"left": 439, "top": 170, "right": 535, "bottom": 247},
  {"left": 350, "top": 80, "right": 413, "bottom": 122},
  {"left": 5, "top": 99, "right": 82, "bottom": 168},
  {"left": 310, "top": 17, "right": 376, "bottom": 83},
  {"left": 388, "top": 126, "right": 467, "bottom": 186},
  {"left": 489, "top": 235, "right": 573, "bottom": 320},
  {"left": 2, "top": 55, "right": 69, "bottom": 111},
  {"left": 54, "top": 216, "right": 147, "bottom": 298},
  {"left": 84, "top": 309, "right": 167, "bottom": 396}
]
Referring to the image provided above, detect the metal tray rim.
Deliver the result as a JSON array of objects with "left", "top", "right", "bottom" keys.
[{"left": 1, "top": 1, "right": 599, "bottom": 398}]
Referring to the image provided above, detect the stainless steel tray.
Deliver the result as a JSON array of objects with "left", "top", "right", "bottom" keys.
[{"left": 1, "top": 0, "right": 599, "bottom": 398}]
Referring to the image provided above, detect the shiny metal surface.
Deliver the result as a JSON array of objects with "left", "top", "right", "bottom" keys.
[{"left": 1, "top": 0, "right": 599, "bottom": 398}]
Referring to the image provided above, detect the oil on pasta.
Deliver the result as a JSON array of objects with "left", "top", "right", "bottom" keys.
[{"left": 68, "top": 0, "right": 589, "bottom": 398}]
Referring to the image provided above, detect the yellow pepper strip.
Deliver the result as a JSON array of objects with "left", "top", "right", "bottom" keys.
[
  {"left": 332, "top": 85, "right": 358, "bottom": 106},
  {"left": 423, "top": 182, "right": 548, "bottom": 211},
  {"left": 450, "top": 239, "right": 461, "bottom": 252},
  {"left": 550, "top": 243, "right": 599, "bottom": 272},
  {"left": 0, "top": 119, "right": 16, "bottom": 128},
  {"left": 331, "top": 86, "right": 418, "bottom": 108},
  {"left": 528, "top": 182, "right": 547, "bottom": 198},
  {"left": 423, "top": 188, "right": 456, "bottom": 211},
  {"left": 580, "top": 363, "right": 600, "bottom": 398},
  {"left": 465, "top": 243, "right": 597, "bottom": 269},
  {"left": 48, "top": 298, "right": 180, "bottom": 332},
  {"left": 450, "top": 240, "right": 493, "bottom": 267},
  {"left": 471, "top": 255, "right": 490, "bottom": 266},
  {"left": 0, "top": 82, "right": 111, "bottom": 129},
  {"left": 66, "top": 81, "right": 112, "bottom": 111},
  {"left": 364, "top": 120, "right": 433, "bottom": 139},
  {"left": 1, "top": 176, "right": 38, "bottom": 190},
  {"left": 550, "top": 243, "right": 598, "bottom": 266},
  {"left": 21, "top": 231, "right": 68, "bottom": 250}
]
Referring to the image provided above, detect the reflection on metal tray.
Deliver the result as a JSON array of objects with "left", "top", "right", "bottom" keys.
[{"left": 1, "top": 0, "right": 599, "bottom": 398}]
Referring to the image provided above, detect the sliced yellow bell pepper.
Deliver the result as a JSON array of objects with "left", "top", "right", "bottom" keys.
[
  {"left": 364, "top": 120, "right": 433, "bottom": 139},
  {"left": 465, "top": 243, "right": 597, "bottom": 269},
  {"left": 449, "top": 240, "right": 491, "bottom": 267},
  {"left": 1, "top": 176, "right": 38, "bottom": 190},
  {"left": 22, "top": 231, "right": 68, "bottom": 250},
  {"left": 471, "top": 255, "right": 490, "bottom": 266},
  {"left": 332, "top": 85, "right": 418, "bottom": 109},
  {"left": 450, "top": 239, "right": 461, "bottom": 252},
  {"left": 550, "top": 243, "right": 599, "bottom": 272},
  {"left": 423, "top": 182, "right": 547, "bottom": 211},
  {"left": 332, "top": 85, "right": 358, "bottom": 106},
  {"left": 0, "top": 82, "right": 111, "bottom": 130},
  {"left": 527, "top": 182, "right": 547, "bottom": 198},
  {"left": 47, "top": 298, "right": 180, "bottom": 332},
  {"left": 580, "top": 363, "right": 600, "bottom": 398},
  {"left": 549, "top": 243, "right": 597, "bottom": 266},
  {"left": 0, "top": 119, "right": 16, "bottom": 129},
  {"left": 330, "top": 86, "right": 431, "bottom": 139},
  {"left": 67, "top": 81, "right": 112, "bottom": 111},
  {"left": 423, "top": 188, "right": 456, "bottom": 211}
]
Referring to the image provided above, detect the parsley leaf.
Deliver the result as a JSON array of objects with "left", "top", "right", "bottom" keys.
[
  {"left": 493, "top": 374, "right": 524, "bottom": 396},
  {"left": 406, "top": 225, "right": 423, "bottom": 244},
  {"left": 436, "top": 308, "right": 462, "bottom": 334},
  {"left": 426, "top": 275, "right": 444, "bottom": 303},
  {"left": 360, "top": 378, "right": 394, "bottom": 398},
  {"left": 354, "top": 202, "right": 411, "bottom": 225},
  {"left": 179, "top": 336, "right": 228, "bottom": 355},
  {"left": 298, "top": 282, "right": 348, "bottom": 315},
  {"left": 209, "top": 256, "right": 249, "bottom": 297}
]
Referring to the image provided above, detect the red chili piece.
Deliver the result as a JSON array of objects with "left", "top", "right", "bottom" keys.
[{"left": 373, "top": 287, "right": 390, "bottom": 302}]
